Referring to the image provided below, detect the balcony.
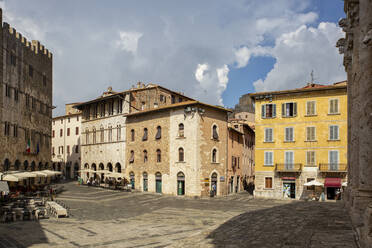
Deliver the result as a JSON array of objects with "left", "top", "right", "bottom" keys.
[
  {"left": 319, "top": 163, "right": 347, "bottom": 172},
  {"left": 275, "top": 163, "right": 302, "bottom": 172}
]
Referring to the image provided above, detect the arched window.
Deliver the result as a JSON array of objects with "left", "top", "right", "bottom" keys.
[
  {"left": 99, "top": 163, "right": 104, "bottom": 171},
  {"left": 155, "top": 126, "right": 161, "bottom": 139},
  {"left": 156, "top": 149, "right": 161, "bottom": 163},
  {"left": 38, "top": 162, "right": 43, "bottom": 171},
  {"left": 31, "top": 161, "right": 36, "bottom": 171},
  {"left": 129, "top": 150, "right": 134, "bottom": 163},
  {"left": 14, "top": 160, "right": 20, "bottom": 171},
  {"left": 143, "top": 150, "right": 148, "bottom": 163},
  {"left": 131, "top": 129, "right": 135, "bottom": 142},
  {"left": 115, "top": 163, "right": 121, "bottom": 173},
  {"left": 107, "top": 163, "right": 113, "bottom": 172},
  {"left": 100, "top": 127, "right": 104, "bottom": 143},
  {"left": 212, "top": 148, "right": 217, "bottom": 163},
  {"left": 4, "top": 159, "right": 10, "bottom": 171},
  {"left": 85, "top": 128, "right": 89, "bottom": 144},
  {"left": 142, "top": 128, "right": 148, "bottom": 141},
  {"left": 178, "top": 123, "right": 184, "bottom": 137},
  {"left": 117, "top": 125, "right": 121, "bottom": 141},
  {"left": 108, "top": 126, "right": 113, "bottom": 142},
  {"left": 24, "top": 161, "right": 29, "bottom": 171},
  {"left": 178, "top": 147, "right": 184, "bottom": 162},
  {"left": 212, "top": 125, "right": 219, "bottom": 140},
  {"left": 93, "top": 128, "right": 96, "bottom": 144},
  {"left": 45, "top": 162, "right": 49, "bottom": 169}
]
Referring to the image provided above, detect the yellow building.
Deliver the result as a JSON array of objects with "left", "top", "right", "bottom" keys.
[{"left": 249, "top": 81, "right": 347, "bottom": 200}]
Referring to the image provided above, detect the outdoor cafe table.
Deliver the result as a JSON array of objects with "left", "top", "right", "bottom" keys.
[{"left": 46, "top": 201, "right": 67, "bottom": 218}]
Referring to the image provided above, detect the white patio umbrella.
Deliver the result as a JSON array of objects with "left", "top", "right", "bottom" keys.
[
  {"left": 107, "top": 172, "right": 124, "bottom": 178},
  {"left": 304, "top": 180, "right": 324, "bottom": 187},
  {"left": 13, "top": 172, "right": 37, "bottom": 178},
  {"left": 31, "top": 171, "right": 48, "bottom": 177},
  {"left": 2, "top": 174, "right": 19, "bottom": 182},
  {"left": 342, "top": 181, "right": 348, "bottom": 187}
]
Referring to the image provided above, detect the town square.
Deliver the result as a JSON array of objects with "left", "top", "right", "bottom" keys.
[{"left": 0, "top": 0, "right": 371, "bottom": 247}]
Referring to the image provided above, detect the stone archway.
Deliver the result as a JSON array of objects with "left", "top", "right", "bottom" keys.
[{"left": 3, "top": 159, "right": 10, "bottom": 171}]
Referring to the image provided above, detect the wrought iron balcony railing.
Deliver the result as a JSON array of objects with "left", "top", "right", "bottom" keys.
[
  {"left": 275, "top": 163, "right": 302, "bottom": 172},
  {"left": 319, "top": 163, "right": 347, "bottom": 172}
]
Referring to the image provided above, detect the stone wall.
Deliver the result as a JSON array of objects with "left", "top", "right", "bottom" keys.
[
  {"left": 338, "top": 1, "right": 372, "bottom": 247},
  {"left": 0, "top": 8, "right": 53, "bottom": 172}
]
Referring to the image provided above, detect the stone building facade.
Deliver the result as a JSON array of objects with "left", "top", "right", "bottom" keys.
[
  {"left": 51, "top": 103, "right": 81, "bottom": 179},
  {"left": 337, "top": 1, "right": 372, "bottom": 247},
  {"left": 0, "top": 8, "right": 53, "bottom": 173},
  {"left": 227, "top": 120, "right": 255, "bottom": 194},
  {"left": 73, "top": 83, "right": 192, "bottom": 183},
  {"left": 125, "top": 101, "right": 230, "bottom": 197},
  {"left": 250, "top": 82, "right": 347, "bottom": 200}
]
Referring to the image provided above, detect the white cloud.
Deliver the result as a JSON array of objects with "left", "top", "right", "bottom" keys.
[
  {"left": 253, "top": 22, "right": 346, "bottom": 92},
  {"left": 195, "top": 63, "right": 209, "bottom": 83},
  {"left": 216, "top": 64, "right": 229, "bottom": 88},
  {"left": 115, "top": 31, "right": 143, "bottom": 54},
  {"left": 235, "top": 47, "right": 251, "bottom": 68}
]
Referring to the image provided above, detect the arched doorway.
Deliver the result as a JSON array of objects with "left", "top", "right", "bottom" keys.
[
  {"left": 4, "top": 159, "right": 10, "bottom": 171},
  {"left": 24, "top": 161, "right": 29, "bottom": 171},
  {"left": 115, "top": 163, "right": 121, "bottom": 173},
  {"left": 66, "top": 162, "right": 71, "bottom": 179},
  {"left": 107, "top": 163, "right": 113, "bottom": 172},
  {"left": 91, "top": 163, "right": 97, "bottom": 180},
  {"left": 156, "top": 172, "right": 162, "bottom": 193},
  {"left": 211, "top": 172, "right": 218, "bottom": 196},
  {"left": 143, "top": 172, "right": 148, "bottom": 192},
  {"left": 99, "top": 163, "right": 104, "bottom": 183},
  {"left": 38, "top": 162, "right": 43, "bottom": 171},
  {"left": 44, "top": 162, "right": 49, "bottom": 170},
  {"left": 52, "top": 163, "right": 56, "bottom": 171},
  {"left": 74, "top": 163, "right": 79, "bottom": 178},
  {"left": 84, "top": 163, "right": 89, "bottom": 180},
  {"left": 129, "top": 172, "right": 135, "bottom": 189},
  {"left": 14, "top": 160, "right": 20, "bottom": 171},
  {"left": 31, "top": 161, "right": 36, "bottom": 171},
  {"left": 177, "top": 172, "right": 185, "bottom": 195},
  {"left": 57, "top": 163, "right": 61, "bottom": 171}
]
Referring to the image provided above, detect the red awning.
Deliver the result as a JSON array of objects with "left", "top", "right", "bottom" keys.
[{"left": 325, "top": 178, "right": 341, "bottom": 187}]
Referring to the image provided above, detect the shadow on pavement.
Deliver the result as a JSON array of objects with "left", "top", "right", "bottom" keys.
[{"left": 206, "top": 201, "right": 357, "bottom": 248}]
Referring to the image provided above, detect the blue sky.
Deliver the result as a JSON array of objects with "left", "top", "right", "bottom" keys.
[{"left": 0, "top": 0, "right": 346, "bottom": 115}]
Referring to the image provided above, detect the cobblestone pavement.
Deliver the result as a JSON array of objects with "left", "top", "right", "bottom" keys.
[{"left": 0, "top": 182, "right": 357, "bottom": 248}]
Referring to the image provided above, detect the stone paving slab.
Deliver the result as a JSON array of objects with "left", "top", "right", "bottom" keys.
[{"left": 0, "top": 182, "right": 358, "bottom": 247}]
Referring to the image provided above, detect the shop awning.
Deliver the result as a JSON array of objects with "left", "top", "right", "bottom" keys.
[
  {"left": 2, "top": 174, "right": 19, "bottom": 182},
  {"left": 0, "top": 181, "right": 9, "bottom": 193},
  {"left": 324, "top": 178, "right": 341, "bottom": 187}
]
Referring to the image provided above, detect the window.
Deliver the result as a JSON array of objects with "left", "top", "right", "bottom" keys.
[
  {"left": 13, "top": 124, "right": 18, "bottom": 137},
  {"left": 306, "top": 101, "right": 316, "bottom": 115},
  {"left": 77, "top": 115, "right": 79, "bottom": 121},
  {"left": 5, "top": 122, "right": 10, "bottom": 136},
  {"left": 142, "top": 128, "right": 148, "bottom": 141},
  {"left": 143, "top": 150, "right": 148, "bottom": 163},
  {"left": 94, "top": 105, "right": 98, "bottom": 118},
  {"left": 10, "top": 52, "right": 16, "bottom": 66},
  {"left": 108, "top": 102, "right": 114, "bottom": 115},
  {"left": 52, "top": 130, "right": 55, "bottom": 138},
  {"left": 129, "top": 150, "right": 134, "bottom": 163},
  {"left": 60, "top": 129, "right": 63, "bottom": 137},
  {"left": 178, "top": 123, "right": 184, "bottom": 137},
  {"left": 131, "top": 129, "right": 135, "bottom": 142},
  {"left": 154, "top": 103, "right": 158, "bottom": 108},
  {"left": 32, "top": 97, "right": 36, "bottom": 109},
  {"left": 155, "top": 126, "right": 161, "bottom": 139},
  {"left": 329, "top": 125, "right": 339, "bottom": 140},
  {"left": 329, "top": 99, "right": 339, "bottom": 114},
  {"left": 5, "top": 84, "right": 10, "bottom": 97},
  {"left": 305, "top": 126, "right": 315, "bottom": 141},
  {"left": 306, "top": 151, "right": 316, "bottom": 166},
  {"left": 26, "top": 94, "right": 30, "bottom": 108},
  {"left": 67, "top": 128, "right": 70, "bottom": 136},
  {"left": 284, "top": 151, "right": 294, "bottom": 169},
  {"left": 61, "top": 119, "right": 63, "bottom": 124},
  {"left": 212, "top": 149, "right": 217, "bottom": 163},
  {"left": 108, "top": 126, "right": 112, "bottom": 142},
  {"left": 52, "top": 147, "right": 55, "bottom": 155},
  {"left": 171, "top": 95, "right": 175, "bottom": 104},
  {"left": 160, "top": 94, "right": 165, "bottom": 102},
  {"left": 93, "top": 128, "right": 96, "bottom": 144},
  {"left": 264, "top": 151, "right": 273, "bottom": 166},
  {"left": 261, "top": 104, "right": 276, "bottom": 118},
  {"left": 117, "top": 125, "right": 121, "bottom": 141},
  {"left": 212, "top": 125, "right": 219, "bottom": 140},
  {"left": 265, "top": 177, "right": 273, "bottom": 189},
  {"left": 117, "top": 99, "right": 123, "bottom": 114},
  {"left": 29, "top": 65, "right": 33, "bottom": 77},
  {"left": 178, "top": 147, "right": 184, "bottom": 162},
  {"left": 100, "top": 104, "right": 105, "bottom": 117},
  {"left": 264, "top": 128, "right": 273, "bottom": 142},
  {"left": 156, "top": 149, "right": 161, "bottom": 162},
  {"left": 178, "top": 97, "right": 183, "bottom": 103},
  {"left": 285, "top": 127, "right": 294, "bottom": 142},
  {"left": 85, "top": 129, "right": 89, "bottom": 144},
  {"left": 67, "top": 145, "right": 70, "bottom": 154},
  {"left": 282, "top": 102, "right": 297, "bottom": 117},
  {"left": 75, "top": 145, "right": 79, "bottom": 153},
  {"left": 14, "top": 89, "right": 18, "bottom": 102},
  {"left": 99, "top": 127, "right": 104, "bottom": 143},
  {"left": 141, "top": 102, "right": 145, "bottom": 110},
  {"left": 43, "top": 75, "right": 47, "bottom": 86},
  {"left": 76, "top": 127, "right": 79, "bottom": 135},
  {"left": 329, "top": 150, "right": 339, "bottom": 169}
]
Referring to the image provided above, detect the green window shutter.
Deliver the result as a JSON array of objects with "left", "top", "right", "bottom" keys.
[{"left": 293, "top": 103, "right": 297, "bottom": 116}]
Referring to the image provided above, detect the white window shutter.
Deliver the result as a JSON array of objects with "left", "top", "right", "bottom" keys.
[
  {"left": 293, "top": 103, "right": 297, "bottom": 116},
  {"left": 335, "top": 99, "right": 339, "bottom": 113}
]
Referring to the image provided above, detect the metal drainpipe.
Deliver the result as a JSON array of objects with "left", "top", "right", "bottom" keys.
[
  {"left": 226, "top": 116, "right": 228, "bottom": 195},
  {"left": 63, "top": 117, "right": 66, "bottom": 176}
]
